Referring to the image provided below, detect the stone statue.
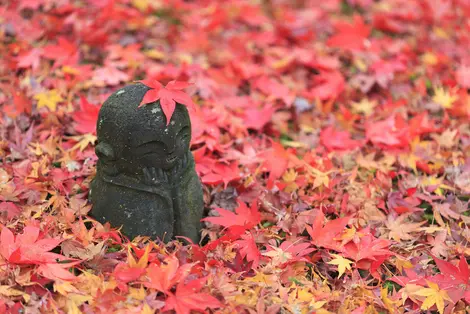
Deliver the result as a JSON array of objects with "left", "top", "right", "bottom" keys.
[{"left": 90, "top": 83, "right": 204, "bottom": 243}]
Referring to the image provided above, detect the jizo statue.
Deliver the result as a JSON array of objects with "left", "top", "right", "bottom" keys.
[{"left": 90, "top": 83, "right": 204, "bottom": 242}]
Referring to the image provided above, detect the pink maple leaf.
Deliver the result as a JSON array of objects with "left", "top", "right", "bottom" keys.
[{"left": 138, "top": 80, "right": 196, "bottom": 125}]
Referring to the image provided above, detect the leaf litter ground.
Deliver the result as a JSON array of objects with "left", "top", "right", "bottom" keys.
[{"left": 1, "top": 0, "right": 470, "bottom": 313}]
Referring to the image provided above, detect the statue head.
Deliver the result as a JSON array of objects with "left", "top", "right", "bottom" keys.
[{"left": 95, "top": 83, "right": 191, "bottom": 177}]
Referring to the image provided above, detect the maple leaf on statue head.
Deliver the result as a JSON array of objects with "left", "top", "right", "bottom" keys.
[{"left": 137, "top": 79, "right": 196, "bottom": 125}]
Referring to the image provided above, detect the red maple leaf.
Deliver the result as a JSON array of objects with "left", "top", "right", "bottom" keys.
[
  {"left": 254, "top": 76, "right": 294, "bottom": 106},
  {"left": 260, "top": 141, "right": 291, "bottom": 188},
  {"left": 456, "top": 65, "right": 470, "bottom": 89},
  {"left": 242, "top": 104, "right": 277, "bottom": 131},
  {"left": 0, "top": 226, "right": 66, "bottom": 264},
  {"left": 234, "top": 232, "right": 261, "bottom": 268},
  {"left": 340, "top": 228, "right": 393, "bottom": 263},
  {"left": 306, "top": 209, "right": 350, "bottom": 251},
  {"left": 429, "top": 255, "right": 470, "bottom": 303},
  {"left": 195, "top": 151, "right": 241, "bottom": 188},
  {"left": 264, "top": 240, "right": 315, "bottom": 267},
  {"left": 138, "top": 79, "right": 196, "bottom": 125},
  {"left": 304, "top": 70, "right": 345, "bottom": 101},
  {"left": 0, "top": 202, "right": 21, "bottom": 220},
  {"left": 0, "top": 226, "right": 78, "bottom": 281},
  {"left": 366, "top": 114, "right": 410, "bottom": 149},
  {"left": 16, "top": 48, "right": 42, "bottom": 70},
  {"left": 113, "top": 263, "right": 146, "bottom": 285},
  {"left": 92, "top": 63, "right": 130, "bottom": 86},
  {"left": 202, "top": 201, "right": 261, "bottom": 231},
  {"left": 432, "top": 255, "right": 469, "bottom": 286},
  {"left": 320, "top": 126, "right": 364, "bottom": 151},
  {"left": 144, "top": 255, "right": 195, "bottom": 294},
  {"left": 327, "top": 14, "right": 371, "bottom": 51},
  {"left": 163, "top": 276, "right": 222, "bottom": 314},
  {"left": 37, "top": 261, "right": 81, "bottom": 281},
  {"left": 42, "top": 37, "right": 79, "bottom": 67},
  {"left": 73, "top": 97, "right": 101, "bottom": 135}
]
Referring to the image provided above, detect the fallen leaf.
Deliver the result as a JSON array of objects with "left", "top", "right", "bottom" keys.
[
  {"left": 34, "top": 90, "right": 63, "bottom": 111},
  {"left": 138, "top": 80, "right": 196, "bottom": 125},
  {"left": 328, "top": 253, "right": 353, "bottom": 278}
]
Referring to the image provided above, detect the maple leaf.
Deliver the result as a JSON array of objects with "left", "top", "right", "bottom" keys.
[
  {"left": 199, "top": 161, "right": 241, "bottom": 188},
  {"left": 305, "top": 70, "right": 345, "bottom": 100},
  {"left": 16, "top": 48, "right": 42, "bottom": 70},
  {"left": 34, "top": 90, "right": 63, "bottom": 111},
  {"left": 163, "top": 276, "right": 222, "bottom": 314},
  {"left": 456, "top": 64, "right": 470, "bottom": 88},
  {"left": 0, "top": 226, "right": 71, "bottom": 266},
  {"left": 233, "top": 232, "right": 261, "bottom": 268},
  {"left": 202, "top": 201, "right": 261, "bottom": 231},
  {"left": 328, "top": 254, "right": 353, "bottom": 278},
  {"left": 384, "top": 214, "right": 426, "bottom": 241},
  {"left": 414, "top": 281, "right": 452, "bottom": 314},
  {"left": 144, "top": 255, "right": 195, "bottom": 293},
  {"left": 253, "top": 76, "right": 294, "bottom": 105},
  {"left": 0, "top": 202, "right": 22, "bottom": 220},
  {"left": 70, "top": 134, "right": 97, "bottom": 152},
  {"left": 433, "top": 86, "right": 458, "bottom": 109},
  {"left": 320, "top": 126, "right": 364, "bottom": 151},
  {"left": 306, "top": 209, "right": 350, "bottom": 251},
  {"left": 13, "top": 91, "right": 32, "bottom": 116},
  {"left": 138, "top": 80, "right": 196, "bottom": 125},
  {"left": 242, "top": 104, "right": 276, "bottom": 131},
  {"left": 42, "top": 37, "right": 79, "bottom": 67},
  {"left": 327, "top": 15, "right": 371, "bottom": 51},
  {"left": 428, "top": 231, "right": 448, "bottom": 258},
  {"left": 73, "top": 97, "right": 101, "bottom": 135},
  {"left": 340, "top": 229, "right": 393, "bottom": 263},
  {"left": 37, "top": 261, "right": 80, "bottom": 281},
  {"left": 433, "top": 255, "right": 470, "bottom": 286},
  {"left": 263, "top": 241, "right": 314, "bottom": 267},
  {"left": 260, "top": 141, "right": 290, "bottom": 187},
  {"left": 92, "top": 63, "right": 130, "bottom": 86},
  {"left": 351, "top": 98, "right": 377, "bottom": 116},
  {"left": 366, "top": 114, "right": 410, "bottom": 149}
]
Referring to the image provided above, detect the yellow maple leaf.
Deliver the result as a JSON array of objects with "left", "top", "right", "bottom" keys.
[
  {"left": 142, "top": 303, "right": 155, "bottom": 314},
  {"left": 0, "top": 286, "right": 30, "bottom": 302},
  {"left": 128, "top": 244, "right": 151, "bottom": 269},
  {"left": 399, "top": 152, "right": 420, "bottom": 174},
  {"left": 34, "top": 89, "right": 63, "bottom": 111},
  {"left": 394, "top": 258, "right": 413, "bottom": 274},
  {"left": 144, "top": 49, "right": 165, "bottom": 60},
  {"left": 432, "top": 86, "right": 457, "bottom": 109},
  {"left": 70, "top": 134, "right": 97, "bottom": 152},
  {"left": 132, "top": 0, "right": 149, "bottom": 11},
  {"left": 245, "top": 272, "right": 277, "bottom": 286},
  {"left": 282, "top": 168, "right": 298, "bottom": 182},
  {"left": 380, "top": 287, "right": 400, "bottom": 313},
  {"left": 129, "top": 286, "right": 147, "bottom": 301},
  {"left": 414, "top": 281, "right": 452, "bottom": 314},
  {"left": 66, "top": 294, "right": 93, "bottom": 314},
  {"left": 328, "top": 254, "right": 353, "bottom": 278},
  {"left": 421, "top": 52, "right": 438, "bottom": 66},
  {"left": 351, "top": 98, "right": 377, "bottom": 116}
]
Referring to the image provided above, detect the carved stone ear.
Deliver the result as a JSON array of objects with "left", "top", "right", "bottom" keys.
[
  {"left": 96, "top": 142, "right": 118, "bottom": 176},
  {"left": 95, "top": 142, "right": 115, "bottom": 161}
]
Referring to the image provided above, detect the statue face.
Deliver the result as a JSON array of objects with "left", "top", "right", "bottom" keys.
[
  {"left": 125, "top": 104, "right": 192, "bottom": 172},
  {"left": 133, "top": 122, "right": 191, "bottom": 170}
]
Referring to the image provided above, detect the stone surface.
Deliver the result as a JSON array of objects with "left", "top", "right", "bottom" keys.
[{"left": 90, "top": 83, "right": 204, "bottom": 242}]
